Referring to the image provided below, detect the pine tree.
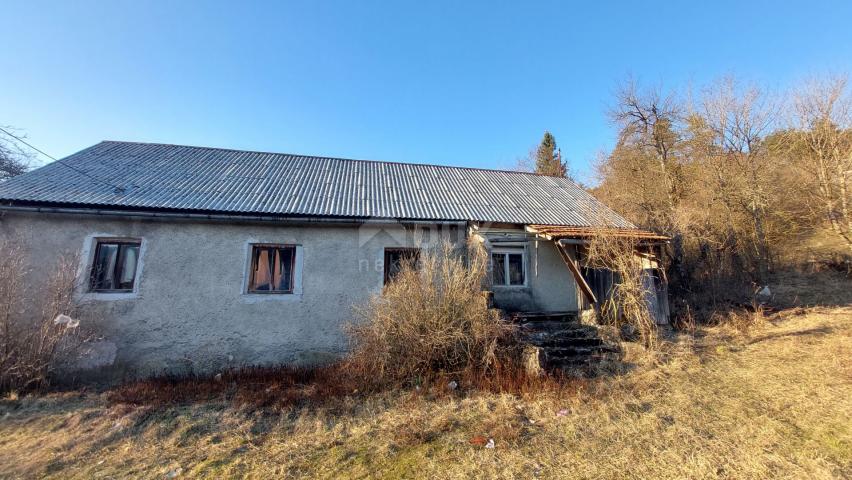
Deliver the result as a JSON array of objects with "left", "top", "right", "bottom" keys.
[{"left": 535, "top": 131, "right": 567, "bottom": 177}]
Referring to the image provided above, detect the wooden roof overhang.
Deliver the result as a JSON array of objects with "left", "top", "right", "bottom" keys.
[
  {"left": 526, "top": 224, "right": 670, "bottom": 242},
  {"left": 525, "top": 225, "right": 669, "bottom": 306}
]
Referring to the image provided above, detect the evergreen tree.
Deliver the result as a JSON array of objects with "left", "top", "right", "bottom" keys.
[{"left": 535, "top": 131, "right": 567, "bottom": 177}]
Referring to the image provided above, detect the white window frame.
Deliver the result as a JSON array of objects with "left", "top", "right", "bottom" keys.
[
  {"left": 76, "top": 234, "right": 146, "bottom": 301},
  {"left": 491, "top": 246, "right": 527, "bottom": 287}
]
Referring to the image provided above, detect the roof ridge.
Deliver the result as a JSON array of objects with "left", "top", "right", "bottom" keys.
[{"left": 97, "top": 140, "right": 571, "bottom": 180}]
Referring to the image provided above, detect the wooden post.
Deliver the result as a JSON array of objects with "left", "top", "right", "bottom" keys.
[{"left": 555, "top": 242, "right": 597, "bottom": 305}]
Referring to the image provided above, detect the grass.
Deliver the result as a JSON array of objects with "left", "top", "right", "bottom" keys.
[
  {"left": 1, "top": 304, "right": 849, "bottom": 479},
  {"left": 770, "top": 269, "right": 852, "bottom": 307}
]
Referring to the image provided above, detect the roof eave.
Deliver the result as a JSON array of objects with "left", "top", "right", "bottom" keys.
[{"left": 0, "top": 201, "right": 469, "bottom": 227}]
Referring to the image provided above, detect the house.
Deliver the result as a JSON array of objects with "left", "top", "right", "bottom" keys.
[{"left": 0, "top": 141, "right": 667, "bottom": 379}]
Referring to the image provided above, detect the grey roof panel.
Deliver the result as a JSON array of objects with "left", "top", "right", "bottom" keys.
[{"left": 0, "top": 141, "right": 633, "bottom": 228}]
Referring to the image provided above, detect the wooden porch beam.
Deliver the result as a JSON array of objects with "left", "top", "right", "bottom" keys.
[{"left": 555, "top": 243, "right": 597, "bottom": 305}]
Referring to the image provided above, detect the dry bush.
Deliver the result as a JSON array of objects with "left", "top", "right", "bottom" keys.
[
  {"left": 0, "top": 237, "right": 82, "bottom": 393},
  {"left": 345, "top": 241, "right": 521, "bottom": 388},
  {"left": 584, "top": 233, "right": 659, "bottom": 349}
]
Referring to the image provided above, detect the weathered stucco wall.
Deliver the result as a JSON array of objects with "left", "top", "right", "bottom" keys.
[
  {"left": 529, "top": 239, "right": 580, "bottom": 312},
  {"left": 474, "top": 226, "right": 579, "bottom": 313},
  {"left": 0, "top": 211, "right": 462, "bottom": 380}
]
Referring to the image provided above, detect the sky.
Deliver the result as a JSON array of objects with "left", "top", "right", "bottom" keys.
[{"left": 3, "top": 0, "right": 852, "bottom": 183}]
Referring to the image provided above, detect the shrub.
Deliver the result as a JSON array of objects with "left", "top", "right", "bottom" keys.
[
  {"left": 346, "top": 241, "right": 520, "bottom": 388},
  {"left": 584, "top": 233, "right": 659, "bottom": 349},
  {"left": 0, "top": 237, "right": 81, "bottom": 393}
]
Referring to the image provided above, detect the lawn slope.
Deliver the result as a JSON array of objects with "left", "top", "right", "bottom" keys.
[{"left": 1, "top": 307, "right": 850, "bottom": 479}]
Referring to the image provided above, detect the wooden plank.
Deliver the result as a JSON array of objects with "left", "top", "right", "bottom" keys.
[
  {"left": 528, "top": 224, "right": 670, "bottom": 241},
  {"left": 555, "top": 243, "right": 597, "bottom": 305}
]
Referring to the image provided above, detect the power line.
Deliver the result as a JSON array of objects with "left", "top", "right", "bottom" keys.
[
  {"left": 0, "top": 126, "right": 58, "bottom": 161},
  {"left": 0, "top": 126, "right": 126, "bottom": 192}
]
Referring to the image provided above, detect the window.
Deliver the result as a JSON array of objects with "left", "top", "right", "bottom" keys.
[
  {"left": 90, "top": 240, "right": 141, "bottom": 292},
  {"left": 384, "top": 248, "right": 420, "bottom": 284},
  {"left": 248, "top": 245, "right": 296, "bottom": 293},
  {"left": 491, "top": 248, "right": 525, "bottom": 286}
]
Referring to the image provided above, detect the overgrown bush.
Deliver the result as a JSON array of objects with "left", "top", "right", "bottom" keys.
[
  {"left": 0, "top": 237, "right": 81, "bottom": 393},
  {"left": 346, "top": 241, "right": 520, "bottom": 388},
  {"left": 584, "top": 233, "right": 658, "bottom": 349}
]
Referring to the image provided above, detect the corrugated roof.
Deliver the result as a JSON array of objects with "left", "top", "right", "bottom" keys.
[{"left": 0, "top": 141, "right": 634, "bottom": 228}]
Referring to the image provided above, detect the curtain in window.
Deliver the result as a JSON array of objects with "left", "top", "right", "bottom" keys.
[
  {"left": 508, "top": 253, "right": 524, "bottom": 285},
  {"left": 93, "top": 244, "right": 119, "bottom": 290},
  {"left": 275, "top": 247, "right": 293, "bottom": 291},
  {"left": 118, "top": 245, "right": 139, "bottom": 288},
  {"left": 253, "top": 248, "right": 273, "bottom": 291},
  {"left": 91, "top": 242, "right": 140, "bottom": 291},
  {"left": 491, "top": 253, "right": 506, "bottom": 285},
  {"left": 251, "top": 246, "right": 294, "bottom": 292}
]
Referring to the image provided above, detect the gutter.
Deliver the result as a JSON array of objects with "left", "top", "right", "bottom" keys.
[{"left": 0, "top": 204, "right": 469, "bottom": 228}]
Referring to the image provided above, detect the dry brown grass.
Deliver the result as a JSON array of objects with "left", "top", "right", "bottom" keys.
[
  {"left": 105, "top": 364, "right": 361, "bottom": 410},
  {"left": 770, "top": 269, "right": 852, "bottom": 307},
  {"left": 1, "top": 304, "right": 849, "bottom": 479}
]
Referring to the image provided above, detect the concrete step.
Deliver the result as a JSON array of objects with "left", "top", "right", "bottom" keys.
[
  {"left": 516, "top": 313, "right": 620, "bottom": 374},
  {"left": 521, "top": 324, "right": 599, "bottom": 336},
  {"left": 543, "top": 344, "right": 619, "bottom": 358},
  {"left": 518, "top": 320, "right": 596, "bottom": 333},
  {"left": 511, "top": 311, "right": 578, "bottom": 323},
  {"left": 526, "top": 336, "right": 605, "bottom": 348}
]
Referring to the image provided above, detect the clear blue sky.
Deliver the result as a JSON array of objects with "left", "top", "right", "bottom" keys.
[{"left": 3, "top": 0, "right": 851, "bottom": 183}]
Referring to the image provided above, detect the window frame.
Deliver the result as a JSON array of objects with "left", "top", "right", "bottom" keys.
[
  {"left": 89, "top": 239, "right": 142, "bottom": 293},
  {"left": 491, "top": 247, "right": 527, "bottom": 287},
  {"left": 247, "top": 244, "right": 297, "bottom": 294},
  {"left": 383, "top": 247, "right": 421, "bottom": 285}
]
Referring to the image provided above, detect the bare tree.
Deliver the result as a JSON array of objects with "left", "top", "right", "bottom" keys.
[
  {"left": 788, "top": 75, "right": 852, "bottom": 255},
  {"left": 695, "top": 77, "right": 780, "bottom": 280},
  {"left": 603, "top": 79, "right": 695, "bottom": 294},
  {"left": 596, "top": 74, "right": 845, "bottom": 319},
  {"left": 0, "top": 127, "right": 32, "bottom": 180},
  {"left": 610, "top": 79, "right": 683, "bottom": 220},
  {"left": 514, "top": 145, "right": 538, "bottom": 173}
]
